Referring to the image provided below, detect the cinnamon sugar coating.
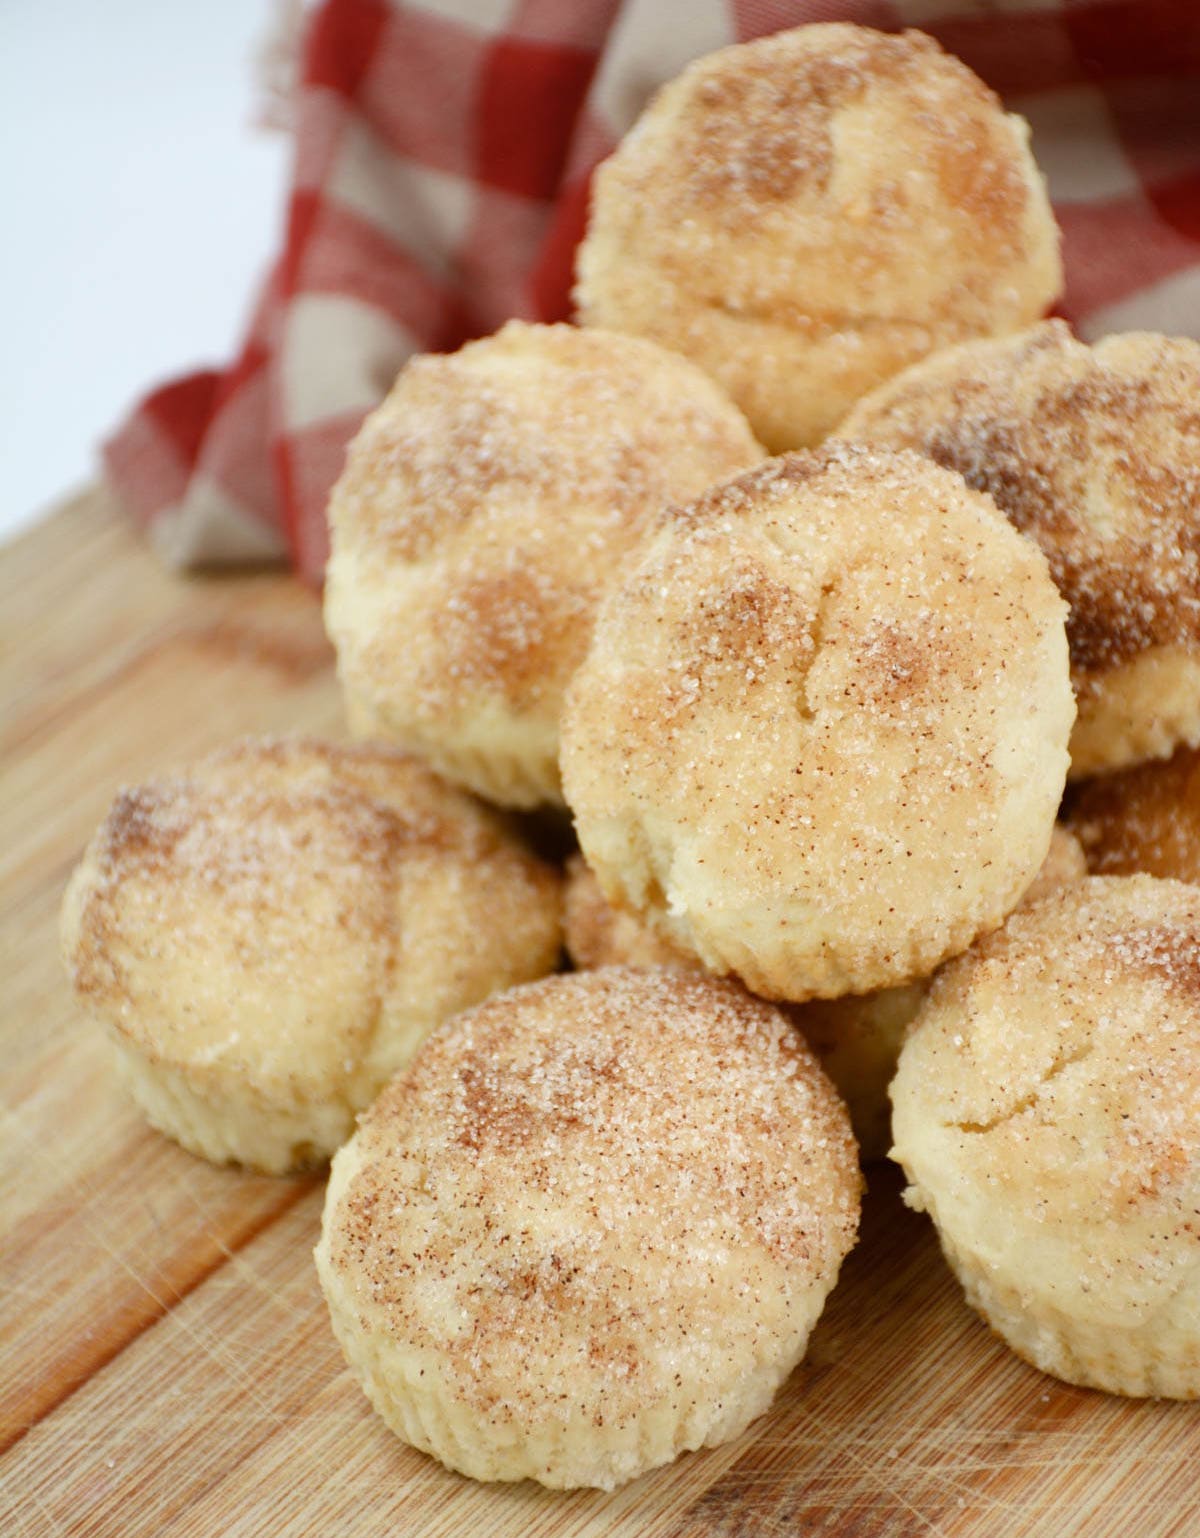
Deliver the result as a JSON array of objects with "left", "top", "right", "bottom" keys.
[
  {"left": 1067, "top": 746, "right": 1200, "bottom": 881},
  {"left": 61, "top": 737, "right": 563, "bottom": 1172},
  {"left": 892, "top": 875, "right": 1200, "bottom": 1398},
  {"left": 840, "top": 321, "right": 1200, "bottom": 776},
  {"left": 561, "top": 443, "right": 1074, "bottom": 1003},
  {"left": 575, "top": 24, "right": 1060, "bottom": 452},
  {"left": 324, "top": 321, "right": 762, "bottom": 808},
  {"left": 316, "top": 968, "right": 860, "bottom": 1489},
  {"left": 565, "top": 829, "right": 1085, "bottom": 1161}
]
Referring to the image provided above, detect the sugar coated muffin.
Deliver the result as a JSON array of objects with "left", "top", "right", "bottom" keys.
[
  {"left": 316, "top": 968, "right": 860, "bottom": 1489},
  {"left": 840, "top": 322, "right": 1200, "bottom": 777},
  {"left": 561, "top": 444, "right": 1074, "bottom": 1002},
  {"left": 1067, "top": 746, "right": 1200, "bottom": 882},
  {"left": 576, "top": 24, "right": 1060, "bottom": 452},
  {"left": 61, "top": 737, "right": 563, "bottom": 1173},
  {"left": 324, "top": 321, "right": 762, "bottom": 808},
  {"left": 891, "top": 875, "right": 1200, "bottom": 1398}
]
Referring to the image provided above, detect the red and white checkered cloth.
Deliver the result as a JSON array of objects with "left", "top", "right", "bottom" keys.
[{"left": 103, "top": 0, "right": 1200, "bottom": 583}]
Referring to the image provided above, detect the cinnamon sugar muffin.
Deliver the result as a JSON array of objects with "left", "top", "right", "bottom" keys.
[
  {"left": 891, "top": 876, "right": 1200, "bottom": 1398},
  {"left": 566, "top": 829, "right": 1086, "bottom": 1161},
  {"left": 575, "top": 24, "right": 1060, "bottom": 452},
  {"left": 316, "top": 968, "right": 860, "bottom": 1489},
  {"left": 1067, "top": 746, "right": 1200, "bottom": 882},
  {"left": 324, "top": 321, "right": 762, "bottom": 808},
  {"left": 60, "top": 737, "right": 563, "bottom": 1173},
  {"left": 561, "top": 444, "right": 1074, "bottom": 1003},
  {"left": 840, "top": 322, "right": 1200, "bottom": 777}
]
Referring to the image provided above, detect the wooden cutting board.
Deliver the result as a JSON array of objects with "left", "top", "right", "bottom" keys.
[{"left": 3, "top": 486, "right": 1198, "bottom": 1537}]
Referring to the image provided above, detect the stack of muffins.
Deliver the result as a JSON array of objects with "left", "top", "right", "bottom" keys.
[{"left": 63, "top": 24, "right": 1200, "bottom": 1491}]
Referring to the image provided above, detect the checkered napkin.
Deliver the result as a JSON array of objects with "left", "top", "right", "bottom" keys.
[{"left": 102, "top": 0, "right": 1200, "bottom": 583}]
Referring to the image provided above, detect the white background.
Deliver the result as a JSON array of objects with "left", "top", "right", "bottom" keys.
[{"left": 0, "top": 0, "right": 289, "bottom": 546}]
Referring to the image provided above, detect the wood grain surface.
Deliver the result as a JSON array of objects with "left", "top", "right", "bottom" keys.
[{"left": 2, "top": 487, "right": 1198, "bottom": 1537}]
